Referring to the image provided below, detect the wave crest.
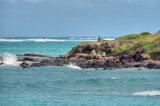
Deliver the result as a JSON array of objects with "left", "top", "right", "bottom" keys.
[
  {"left": 133, "top": 91, "right": 160, "bottom": 96},
  {"left": 0, "top": 39, "right": 23, "bottom": 42},
  {"left": 28, "top": 39, "right": 65, "bottom": 42}
]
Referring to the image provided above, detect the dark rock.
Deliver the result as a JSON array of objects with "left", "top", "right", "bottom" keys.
[
  {"left": 101, "top": 42, "right": 116, "bottom": 54},
  {"left": 0, "top": 62, "right": 4, "bottom": 65},
  {"left": 30, "top": 63, "right": 42, "bottom": 67},
  {"left": 20, "top": 62, "right": 30, "bottom": 68},
  {"left": 151, "top": 53, "right": 160, "bottom": 60},
  {"left": 119, "top": 49, "right": 145, "bottom": 63},
  {"left": 59, "top": 55, "right": 65, "bottom": 59},
  {"left": 23, "top": 57, "right": 35, "bottom": 61},
  {"left": 124, "top": 62, "right": 146, "bottom": 68},
  {"left": 24, "top": 53, "right": 49, "bottom": 57},
  {"left": 146, "top": 62, "right": 160, "bottom": 69},
  {"left": 104, "top": 62, "right": 123, "bottom": 70}
]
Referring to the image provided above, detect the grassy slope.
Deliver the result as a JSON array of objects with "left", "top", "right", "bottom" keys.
[
  {"left": 70, "top": 31, "right": 160, "bottom": 55},
  {"left": 111, "top": 32, "right": 160, "bottom": 54}
]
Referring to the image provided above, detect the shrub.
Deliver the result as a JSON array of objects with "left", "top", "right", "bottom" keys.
[
  {"left": 151, "top": 49, "right": 160, "bottom": 55},
  {"left": 140, "top": 32, "right": 151, "bottom": 35},
  {"left": 72, "top": 46, "right": 77, "bottom": 53}
]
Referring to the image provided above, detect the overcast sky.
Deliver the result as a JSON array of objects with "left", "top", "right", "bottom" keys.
[{"left": 0, "top": 0, "right": 160, "bottom": 37}]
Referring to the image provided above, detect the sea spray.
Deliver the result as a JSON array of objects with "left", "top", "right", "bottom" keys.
[
  {"left": 2, "top": 53, "right": 19, "bottom": 66},
  {"left": 67, "top": 63, "right": 82, "bottom": 69}
]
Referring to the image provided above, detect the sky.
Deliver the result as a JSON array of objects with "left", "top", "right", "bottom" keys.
[{"left": 0, "top": 0, "right": 160, "bottom": 37}]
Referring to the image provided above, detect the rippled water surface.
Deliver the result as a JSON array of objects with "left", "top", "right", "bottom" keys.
[{"left": 0, "top": 67, "right": 160, "bottom": 106}]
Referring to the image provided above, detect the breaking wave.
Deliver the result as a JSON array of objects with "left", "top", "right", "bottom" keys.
[
  {"left": 2, "top": 53, "right": 21, "bottom": 66},
  {"left": 103, "top": 38, "right": 115, "bottom": 40},
  {"left": 133, "top": 91, "right": 160, "bottom": 96},
  {"left": 0, "top": 38, "right": 116, "bottom": 42},
  {"left": 67, "top": 63, "right": 82, "bottom": 69},
  {"left": 28, "top": 39, "right": 65, "bottom": 42},
  {"left": 0, "top": 39, "right": 23, "bottom": 42}
]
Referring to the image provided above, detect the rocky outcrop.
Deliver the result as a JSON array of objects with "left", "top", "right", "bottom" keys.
[
  {"left": 0, "top": 52, "right": 159, "bottom": 69},
  {"left": 146, "top": 62, "right": 160, "bottom": 69},
  {"left": 98, "top": 35, "right": 103, "bottom": 42},
  {"left": 20, "top": 62, "right": 30, "bottom": 68},
  {"left": 119, "top": 49, "right": 145, "bottom": 63}
]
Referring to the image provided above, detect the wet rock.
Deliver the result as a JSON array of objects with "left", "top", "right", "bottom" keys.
[
  {"left": 20, "top": 62, "right": 30, "bottom": 68},
  {"left": 30, "top": 63, "right": 42, "bottom": 67},
  {"left": 24, "top": 53, "right": 48, "bottom": 57},
  {"left": 146, "top": 62, "right": 160, "bottom": 69},
  {"left": 104, "top": 62, "right": 123, "bottom": 70},
  {"left": 124, "top": 62, "right": 146, "bottom": 68},
  {"left": 23, "top": 57, "right": 35, "bottom": 61}
]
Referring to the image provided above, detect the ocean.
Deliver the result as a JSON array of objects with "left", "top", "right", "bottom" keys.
[{"left": 0, "top": 37, "right": 160, "bottom": 106}]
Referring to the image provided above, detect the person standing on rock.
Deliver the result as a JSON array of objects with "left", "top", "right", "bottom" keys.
[{"left": 102, "top": 52, "right": 106, "bottom": 61}]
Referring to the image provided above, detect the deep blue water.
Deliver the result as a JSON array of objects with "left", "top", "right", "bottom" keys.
[{"left": 0, "top": 37, "right": 160, "bottom": 106}]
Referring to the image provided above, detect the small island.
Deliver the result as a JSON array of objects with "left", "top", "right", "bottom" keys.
[{"left": 2, "top": 31, "right": 160, "bottom": 70}]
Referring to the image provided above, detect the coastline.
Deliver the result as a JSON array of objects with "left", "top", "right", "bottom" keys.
[
  {"left": 0, "top": 53, "right": 159, "bottom": 70},
  {"left": 0, "top": 31, "right": 160, "bottom": 70}
]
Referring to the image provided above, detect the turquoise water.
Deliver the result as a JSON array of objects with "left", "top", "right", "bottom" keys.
[{"left": 0, "top": 37, "right": 160, "bottom": 106}]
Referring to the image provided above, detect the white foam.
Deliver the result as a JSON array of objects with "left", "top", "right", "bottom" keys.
[
  {"left": 0, "top": 38, "right": 115, "bottom": 42},
  {"left": 28, "top": 39, "right": 65, "bottom": 42},
  {"left": 2, "top": 53, "right": 21, "bottom": 66},
  {"left": 0, "top": 39, "right": 23, "bottom": 42},
  {"left": 103, "top": 38, "right": 115, "bottom": 40},
  {"left": 69, "top": 40, "right": 97, "bottom": 42},
  {"left": 133, "top": 91, "right": 160, "bottom": 96},
  {"left": 67, "top": 63, "right": 82, "bottom": 69},
  {"left": 70, "top": 38, "right": 75, "bottom": 39},
  {"left": 84, "top": 38, "right": 95, "bottom": 39},
  {"left": 111, "top": 77, "right": 118, "bottom": 79}
]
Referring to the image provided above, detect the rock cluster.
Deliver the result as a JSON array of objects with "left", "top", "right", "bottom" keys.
[{"left": 12, "top": 53, "right": 160, "bottom": 69}]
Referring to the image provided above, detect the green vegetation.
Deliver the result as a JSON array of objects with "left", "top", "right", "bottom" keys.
[
  {"left": 73, "top": 30, "right": 160, "bottom": 55},
  {"left": 101, "top": 40, "right": 110, "bottom": 43},
  {"left": 112, "top": 32, "right": 160, "bottom": 54},
  {"left": 72, "top": 46, "right": 77, "bottom": 53},
  {"left": 140, "top": 32, "right": 151, "bottom": 35},
  {"left": 151, "top": 49, "right": 160, "bottom": 55},
  {"left": 80, "top": 42, "right": 91, "bottom": 45},
  {"left": 93, "top": 45, "right": 100, "bottom": 53},
  {"left": 117, "top": 34, "right": 141, "bottom": 40}
]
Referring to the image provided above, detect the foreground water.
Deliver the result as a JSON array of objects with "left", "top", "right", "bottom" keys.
[
  {"left": 0, "top": 67, "right": 160, "bottom": 106},
  {"left": 0, "top": 37, "right": 160, "bottom": 105}
]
